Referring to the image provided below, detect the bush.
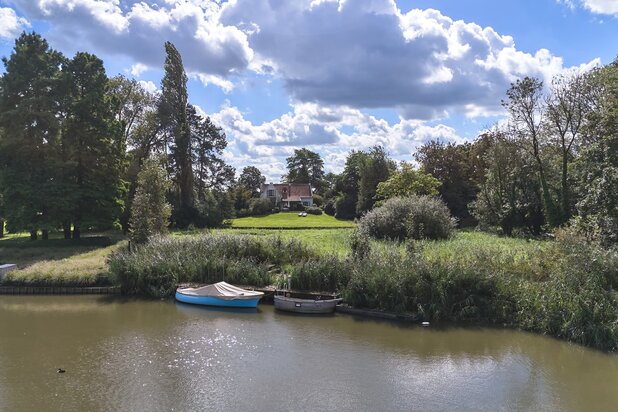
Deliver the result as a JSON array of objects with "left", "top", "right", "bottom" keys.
[
  {"left": 312, "top": 194, "right": 324, "bottom": 207},
  {"left": 358, "top": 196, "right": 455, "bottom": 240},
  {"left": 305, "top": 206, "right": 322, "bottom": 215},
  {"left": 248, "top": 197, "right": 273, "bottom": 216},
  {"left": 323, "top": 198, "right": 336, "bottom": 216}
]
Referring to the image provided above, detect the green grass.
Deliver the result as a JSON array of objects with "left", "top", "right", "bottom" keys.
[
  {"left": 229, "top": 212, "right": 355, "bottom": 228},
  {"left": 0, "top": 232, "right": 124, "bottom": 286},
  {"left": 213, "top": 228, "right": 354, "bottom": 255}
]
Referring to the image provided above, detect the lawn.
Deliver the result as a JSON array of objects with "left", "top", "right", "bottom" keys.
[
  {"left": 228, "top": 212, "right": 356, "bottom": 228},
  {"left": 0, "top": 232, "right": 124, "bottom": 286}
]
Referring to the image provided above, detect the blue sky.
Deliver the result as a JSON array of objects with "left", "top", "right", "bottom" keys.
[{"left": 0, "top": 0, "right": 616, "bottom": 180}]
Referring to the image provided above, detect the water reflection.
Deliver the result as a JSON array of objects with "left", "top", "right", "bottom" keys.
[{"left": 0, "top": 296, "right": 616, "bottom": 411}]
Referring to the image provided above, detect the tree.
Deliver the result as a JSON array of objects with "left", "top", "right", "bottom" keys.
[
  {"left": 188, "top": 104, "right": 233, "bottom": 198},
  {"left": 572, "top": 60, "right": 618, "bottom": 245},
  {"left": 375, "top": 162, "right": 441, "bottom": 202},
  {"left": 503, "top": 77, "right": 561, "bottom": 227},
  {"left": 60, "top": 52, "right": 125, "bottom": 239},
  {"left": 129, "top": 157, "right": 172, "bottom": 244},
  {"left": 238, "top": 166, "right": 265, "bottom": 197},
  {"left": 0, "top": 32, "right": 66, "bottom": 240},
  {"left": 415, "top": 140, "right": 484, "bottom": 226},
  {"left": 470, "top": 129, "right": 544, "bottom": 235},
  {"left": 334, "top": 151, "right": 367, "bottom": 219},
  {"left": 546, "top": 73, "right": 591, "bottom": 223},
  {"left": 356, "top": 146, "right": 395, "bottom": 215},
  {"left": 158, "top": 41, "right": 194, "bottom": 226},
  {"left": 284, "top": 148, "right": 324, "bottom": 191},
  {"left": 108, "top": 75, "right": 159, "bottom": 233}
]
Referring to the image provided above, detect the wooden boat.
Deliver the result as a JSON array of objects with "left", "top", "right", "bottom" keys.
[
  {"left": 274, "top": 292, "right": 342, "bottom": 314},
  {"left": 175, "top": 282, "right": 264, "bottom": 308}
]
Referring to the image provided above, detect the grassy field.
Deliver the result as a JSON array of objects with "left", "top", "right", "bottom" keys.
[
  {"left": 228, "top": 212, "right": 355, "bottom": 228},
  {"left": 1, "top": 228, "right": 543, "bottom": 285},
  {"left": 0, "top": 233, "right": 124, "bottom": 286}
]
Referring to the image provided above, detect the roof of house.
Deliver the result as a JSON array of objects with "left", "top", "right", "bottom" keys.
[{"left": 267, "top": 183, "right": 312, "bottom": 199}]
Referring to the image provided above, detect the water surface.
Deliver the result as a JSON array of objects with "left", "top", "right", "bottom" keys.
[{"left": 0, "top": 296, "right": 616, "bottom": 411}]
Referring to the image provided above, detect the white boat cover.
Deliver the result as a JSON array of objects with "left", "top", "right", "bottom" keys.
[{"left": 179, "top": 281, "right": 263, "bottom": 298}]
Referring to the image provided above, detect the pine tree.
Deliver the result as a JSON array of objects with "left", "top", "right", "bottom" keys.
[
  {"left": 61, "top": 52, "right": 124, "bottom": 238},
  {"left": 0, "top": 33, "right": 66, "bottom": 239}
]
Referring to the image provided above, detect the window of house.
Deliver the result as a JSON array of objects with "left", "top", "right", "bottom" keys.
[
  {"left": 267, "top": 189, "right": 275, "bottom": 197},
  {"left": 302, "top": 201, "right": 310, "bottom": 206}
]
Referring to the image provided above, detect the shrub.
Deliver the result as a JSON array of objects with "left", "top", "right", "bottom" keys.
[
  {"left": 248, "top": 197, "right": 273, "bottom": 216},
  {"left": 323, "top": 198, "right": 336, "bottom": 216},
  {"left": 312, "top": 194, "right": 324, "bottom": 207},
  {"left": 305, "top": 206, "right": 322, "bottom": 215},
  {"left": 358, "top": 196, "right": 455, "bottom": 240}
]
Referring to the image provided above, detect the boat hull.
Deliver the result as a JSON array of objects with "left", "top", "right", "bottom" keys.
[
  {"left": 175, "top": 291, "right": 262, "bottom": 308},
  {"left": 274, "top": 295, "right": 341, "bottom": 314}
]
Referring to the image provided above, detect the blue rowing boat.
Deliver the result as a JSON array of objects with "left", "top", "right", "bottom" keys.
[{"left": 175, "top": 282, "right": 263, "bottom": 308}]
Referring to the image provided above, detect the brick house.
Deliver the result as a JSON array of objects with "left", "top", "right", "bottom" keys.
[{"left": 261, "top": 182, "right": 314, "bottom": 209}]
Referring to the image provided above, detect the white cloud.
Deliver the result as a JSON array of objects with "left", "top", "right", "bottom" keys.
[
  {"left": 582, "top": 0, "right": 618, "bottom": 15},
  {"left": 211, "top": 101, "right": 462, "bottom": 180},
  {"left": 557, "top": 0, "right": 618, "bottom": 16},
  {"left": 221, "top": 0, "right": 586, "bottom": 119},
  {"left": 8, "top": 0, "right": 253, "bottom": 86},
  {"left": 6, "top": 0, "right": 592, "bottom": 116},
  {"left": 130, "top": 63, "right": 147, "bottom": 76},
  {"left": 137, "top": 80, "right": 158, "bottom": 94},
  {"left": 0, "top": 7, "right": 30, "bottom": 39}
]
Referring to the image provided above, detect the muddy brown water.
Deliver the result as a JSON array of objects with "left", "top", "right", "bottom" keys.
[{"left": 0, "top": 296, "right": 616, "bottom": 411}]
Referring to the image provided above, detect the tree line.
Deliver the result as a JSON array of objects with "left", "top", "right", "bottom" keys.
[
  {"left": 0, "top": 32, "right": 616, "bottom": 246},
  {"left": 0, "top": 33, "right": 234, "bottom": 239}
]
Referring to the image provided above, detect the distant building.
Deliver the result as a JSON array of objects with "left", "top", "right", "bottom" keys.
[{"left": 261, "top": 182, "right": 313, "bottom": 209}]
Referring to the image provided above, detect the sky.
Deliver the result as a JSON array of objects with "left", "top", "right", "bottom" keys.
[{"left": 0, "top": 0, "right": 616, "bottom": 181}]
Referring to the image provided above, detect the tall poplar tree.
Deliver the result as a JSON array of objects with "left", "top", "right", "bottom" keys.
[{"left": 158, "top": 41, "right": 194, "bottom": 226}]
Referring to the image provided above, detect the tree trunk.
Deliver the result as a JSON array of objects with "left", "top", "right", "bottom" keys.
[
  {"left": 0, "top": 219, "right": 4, "bottom": 238},
  {"left": 42, "top": 230, "right": 49, "bottom": 240},
  {"left": 72, "top": 226, "right": 80, "bottom": 240},
  {"left": 30, "top": 230, "right": 38, "bottom": 240},
  {"left": 63, "top": 222, "right": 71, "bottom": 239},
  {"left": 561, "top": 151, "right": 570, "bottom": 223}
]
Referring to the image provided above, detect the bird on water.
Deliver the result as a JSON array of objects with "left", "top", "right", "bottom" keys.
[{"left": 57, "top": 368, "right": 65, "bottom": 374}]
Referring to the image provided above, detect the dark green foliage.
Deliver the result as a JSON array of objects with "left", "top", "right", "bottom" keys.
[
  {"left": 415, "top": 140, "right": 487, "bottom": 227},
  {"left": 305, "top": 206, "right": 322, "bottom": 215},
  {"left": 356, "top": 146, "right": 395, "bottom": 215},
  {"left": 358, "top": 196, "right": 455, "bottom": 240},
  {"left": 0, "top": 33, "right": 66, "bottom": 234},
  {"left": 248, "top": 197, "right": 273, "bottom": 216},
  {"left": 323, "top": 198, "right": 336, "bottom": 216},
  {"left": 238, "top": 166, "right": 265, "bottom": 197},
  {"left": 284, "top": 148, "right": 325, "bottom": 192},
  {"left": 470, "top": 130, "right": 544, "bottom": 235},
  {"left": 159, "top": 41, "right": 194, "bottom": 226},
  {"left": 129, "top": 157, "right": 172, "bottom": 244},
  {"left": 571, "top": 60, "right": 618, "bottom": 245},
  {"left": 61, "top": 52, "right": 125, "bottom": 237}
]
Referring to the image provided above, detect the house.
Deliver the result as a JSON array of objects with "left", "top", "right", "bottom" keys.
[{"left": 261, "top": 182, "right": 313, "bottom": 209}]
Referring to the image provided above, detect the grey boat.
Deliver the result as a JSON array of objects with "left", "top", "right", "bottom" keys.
[{"left": 274, "top": 293, "right": 342, "bottom": 314}]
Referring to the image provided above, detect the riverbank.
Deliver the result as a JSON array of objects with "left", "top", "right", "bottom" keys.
[{"left": 2, "top": 229, "right": 616, "bottom": 351}]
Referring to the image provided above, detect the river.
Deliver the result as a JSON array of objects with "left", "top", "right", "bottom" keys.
[{"left": 0, "top": 296, "right": 616, "bottom": 411}]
